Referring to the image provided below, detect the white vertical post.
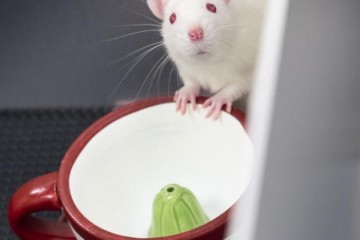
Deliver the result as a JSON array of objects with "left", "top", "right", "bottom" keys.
[{"left": 227, "top": 0, "right": 289, "bottom": 239}]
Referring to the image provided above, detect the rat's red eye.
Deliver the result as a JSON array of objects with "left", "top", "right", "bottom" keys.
[
  {"left": 206, "top": 3, "right": 217, "bottom": 13},
  {"left": 169, "top": 13, "right": 176, "bottom": 24}
]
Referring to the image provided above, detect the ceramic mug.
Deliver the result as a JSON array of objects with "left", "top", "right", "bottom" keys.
[{"left": 8, "top": 97, "right": 254, "bottom": 240}]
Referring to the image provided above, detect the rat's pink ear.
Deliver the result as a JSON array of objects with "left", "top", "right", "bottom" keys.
[
  {"left": 224, "top": 0, "right": 231, "bottom": 4},
  {"left": 147, "top": 0, "right": 170, "bottom": 20}
]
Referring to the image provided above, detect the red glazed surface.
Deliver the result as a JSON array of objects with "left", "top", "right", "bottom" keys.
[
  {"left": 9, "top": 96, "right": 246, "bottom": 240},
  {"left": 8, "top": 172, "right": 75, "bottom": 239}
]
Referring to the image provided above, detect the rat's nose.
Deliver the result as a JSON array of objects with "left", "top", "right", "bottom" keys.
[{"left": 188, "top": 27, "right": 204, "bottom": 41}]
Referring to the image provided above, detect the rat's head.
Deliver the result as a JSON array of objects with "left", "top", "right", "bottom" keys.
[{"left": 147, "top": 0, "right": 235, "bottom": 61}]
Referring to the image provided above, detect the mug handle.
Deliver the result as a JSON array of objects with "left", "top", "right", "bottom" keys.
[{"left": 8, "top": 172, "right": 76, "bottom": 240}]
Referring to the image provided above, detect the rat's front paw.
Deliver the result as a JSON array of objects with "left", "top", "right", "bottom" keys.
[
  {"left": 203, "top": 94, "right": 232, "bottom": 120},
  {"left": 174, "top": 86, "right": 200, "bottom": 114}
]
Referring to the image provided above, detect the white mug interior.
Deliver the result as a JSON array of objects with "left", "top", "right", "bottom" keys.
[{"left": 69, "top": 103, "right": 254, "bottom": 238}]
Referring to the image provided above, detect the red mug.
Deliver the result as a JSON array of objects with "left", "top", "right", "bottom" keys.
[{"left": 8, "top": 97, "right": 253, "bottom": 240}]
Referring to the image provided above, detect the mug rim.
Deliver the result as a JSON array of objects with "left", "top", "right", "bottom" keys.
[{"left": 57, "top": 96, "right": 246, "bottom": 240}]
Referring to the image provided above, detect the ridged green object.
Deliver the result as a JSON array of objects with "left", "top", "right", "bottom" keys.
[{"left": 149, "top": 184, "right": 209, "bottom": 237}]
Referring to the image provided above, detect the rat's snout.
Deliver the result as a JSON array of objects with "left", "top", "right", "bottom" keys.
[{"left": 188, "top": 27, "right": 204, "bottom": 41}]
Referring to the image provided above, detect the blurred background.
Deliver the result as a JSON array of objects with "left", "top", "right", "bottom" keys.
[
  {"left": 0, "top": 0, "right": 359, "bottom": 239},
  {"left": 0, "top": 0, "right": 176, "bottom": 109},
  {"left": 253, "top": 1, "right": 360, "bottom": 240}
]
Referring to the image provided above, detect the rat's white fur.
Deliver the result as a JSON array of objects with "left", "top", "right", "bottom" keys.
[
  {"left": 162, "top": 0, "right": 264, "bottom": 99},
  {"left": 146, "top": 0, "right": 265, "bottom": 117}
]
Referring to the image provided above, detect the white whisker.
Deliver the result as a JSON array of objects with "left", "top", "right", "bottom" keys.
[
  {"left": 106, "top": 43, "right": 163, "bottom": 104},
  {"left": 105, "top": 23, "right": 161, "bottom": 29},
  {"left": 157, "top": 57, "right": 170, "bottom": 95},
  {"left": 108, "top": 41, "right": 164, "bottom": 66},
  {"left": 133, "top": 54, "right": 168, "bottom": 101},
  {"left": 102, "top": 29, "right": 160, "bottom": 42},
  {"left": 147, "top": 56, "right": 170, "bottom": 98},
  {"left": 176, "top": 72, "right": 181, "bottom": 89},
  {"left": 168, "top": 63, "right": 176, "bottom": 95},
  {"left": 118, "top": 6, "right": 161, "bottom": 24}
]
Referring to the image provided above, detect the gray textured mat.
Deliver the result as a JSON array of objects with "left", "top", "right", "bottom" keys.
[{"left": 0, "top": 108, "right": 110, "bottom": 239}]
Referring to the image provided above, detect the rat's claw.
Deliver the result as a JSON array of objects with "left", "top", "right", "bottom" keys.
[
  {"left": 175, "top": 93, "right": 187, "bottom": 114},
  {"left": 180, "top": 96, "right": 187, "bottom": 114},
  {"left": 174, "top": 86, "right": 200, "bottom": 114},
  {"left": 174, "top": 90, "right": 180, "bottom": 101},
  {"left": 203, "top": 98, "right": 212, "bottom": 108},
  {"left": 205, "top": 102, "right": 222, "bottom": 120},
  {"left": 204, "top": 102, "right": 215, "bottom": 118},
  {"left": 190, "top": 94, "right": 196, "bottom": 110},
  {"left": 203, "top": 95, "right": 233, "bottom": 120},
  {"left": 225, "top": 101, "right": 232, "bottom": 113}
]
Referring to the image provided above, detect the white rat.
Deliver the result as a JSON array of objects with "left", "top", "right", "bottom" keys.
[{"left": 147, "top": 0, "right": 265, "bottom": 118}]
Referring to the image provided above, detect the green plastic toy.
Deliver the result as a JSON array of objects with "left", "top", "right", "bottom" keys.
[{"left": 149, "top": 184, "right": 209, "bottom": 237}]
